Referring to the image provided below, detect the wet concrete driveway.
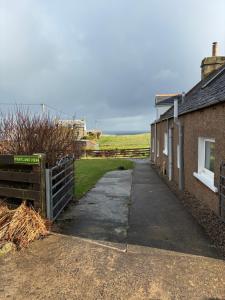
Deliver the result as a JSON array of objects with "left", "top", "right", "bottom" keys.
[{"left": 58, "top": 170, "right": 132, "bottom": 249}]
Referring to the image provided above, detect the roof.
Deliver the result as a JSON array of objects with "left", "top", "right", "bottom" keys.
[
  {"left": 156, "top": 94, "right": 182, "bottom": 106},
  {"left": 155, "top": 93, "right": 180, "bottom": 105},
  {"left": 157, "top": 64, "right": 225, "bottom": 122}
]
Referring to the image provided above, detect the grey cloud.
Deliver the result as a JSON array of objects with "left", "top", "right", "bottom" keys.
[{"left": 0, "top": 0, "right": 225, "bottom": 131}]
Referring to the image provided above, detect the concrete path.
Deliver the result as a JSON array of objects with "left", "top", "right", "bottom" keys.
[
  {"left": 128, "top": 160, "right": 220, "bottom": 258},
  {"left": 58, "top": 170, "right": 132, "bottom": 249},
  {"left": 58, "top": 160, "right": 219, "bottom": 258}
]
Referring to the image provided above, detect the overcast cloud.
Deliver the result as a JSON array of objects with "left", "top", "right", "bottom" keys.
[{"left": 0, "top": 0, "right": 225, "bottom": 131}]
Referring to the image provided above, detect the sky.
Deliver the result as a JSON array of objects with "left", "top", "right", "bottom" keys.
[{"left": 0, "top": 0, "right": 225, "bottom": 131}]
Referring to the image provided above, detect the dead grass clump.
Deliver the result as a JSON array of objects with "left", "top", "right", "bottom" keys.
[{"left": 0, "top": 202, "right": 48, "bottom": 249}]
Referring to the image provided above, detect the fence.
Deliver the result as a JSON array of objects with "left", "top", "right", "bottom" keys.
[
  {"left": 46, "top": 156, "right": 75, "bottom": 221},
  {"left": 0, "top": 154, "right": 46, "bottom": 215},
  {"left": 0, "top": 154, "right": 75, "bottom": 221},
  {"left": 83, "top": 148, "right": 150, "bottom": 158}
]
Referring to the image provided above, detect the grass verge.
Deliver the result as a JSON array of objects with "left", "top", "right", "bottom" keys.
[
  {"left": 99, "top": 133, "right": 150, "bottom": 150},
  {"left": 75, "top": 159, "right": 134, "bottom": 200}
]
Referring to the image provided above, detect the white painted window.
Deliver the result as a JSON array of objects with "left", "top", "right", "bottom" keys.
[
  {"left": 157, "top": 140, "right": 159, "bottom": 157},
  {"left": 163, "top": 132, "right": 168, "bottom": 155},
  {"left": 193, "top": 138, "right": 217, "bottom": 192},
  {"left": 152, "top": 137, "right": 155, "bottom": 153},
  {"left": 177, "top": 144, "right": 180, "bottom": 169}
]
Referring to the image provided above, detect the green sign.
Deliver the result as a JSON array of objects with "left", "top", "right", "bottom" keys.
[{"left": 14, "top": 155, "right": 40, "bottom": 165}]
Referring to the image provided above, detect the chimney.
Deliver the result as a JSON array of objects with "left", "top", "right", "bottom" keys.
[
  {"left": 212, "top": 42, "right": 219, "bottom": 57},
  {"left": 201, "top": 42, "right": 225, "bottom": 79}
]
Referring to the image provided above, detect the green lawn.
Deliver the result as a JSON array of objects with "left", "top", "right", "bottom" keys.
[
  {"left": 75, "top": 159, "right": 134, "bottom": 200},
  {"left": 99, "top": 133, "right": 150, "bottom": 150}
]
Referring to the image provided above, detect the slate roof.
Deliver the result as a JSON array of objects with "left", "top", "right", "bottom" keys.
[
  {"left": 156, "top": 94, "right": 182, "bottom": 106},
  {"left": 155, "top": 94, "right": 180, "bottom": 105},
  {"left": 157, "top": 64, "right": 225, "bottom": 122}
]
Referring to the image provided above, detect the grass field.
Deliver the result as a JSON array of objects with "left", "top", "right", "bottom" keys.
[
  {"left": 99, "top": 133, "right": 150, "bottom": 150},
  {"left": 75, "top": 159, "right": 134, "bottom": 199}
]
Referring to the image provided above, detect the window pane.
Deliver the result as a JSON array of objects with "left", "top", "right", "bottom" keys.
[{"left": 205, "top": 141, "right": 215, "bottom": 172}]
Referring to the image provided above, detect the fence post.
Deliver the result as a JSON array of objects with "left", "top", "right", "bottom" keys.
[{"left": 33, "top": 153, "right": 46, "bottom": 217}]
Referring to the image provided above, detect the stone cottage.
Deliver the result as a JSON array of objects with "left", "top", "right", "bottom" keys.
[
  {"left": 57, "top": 119, "right": 87, "bottom": 140},
  {"left": 151, "top": 42, "right": 225, "bottom": 219}
]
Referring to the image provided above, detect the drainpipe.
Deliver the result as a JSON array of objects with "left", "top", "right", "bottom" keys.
[
  {"left": 182, "top": 91, "right": 185, "bottom": 104},
  {"left": 167, "top": 118, "right": 172, "bottom": 181},
  {"left": 178, "top": 124, "right": 184, "bottom": 190},
  {"left": 174, "top": 98, "right": 184, "bottom": 191},
  {"left": 168, "top": 125, "right": 173, "bottom": 181}
]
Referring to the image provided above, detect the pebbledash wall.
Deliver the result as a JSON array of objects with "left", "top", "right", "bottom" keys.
[{"left": 151, "top": 102, "right": 225, "bottom": 215}]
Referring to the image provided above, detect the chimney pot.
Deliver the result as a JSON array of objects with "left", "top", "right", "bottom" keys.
[{"left": 212, "top": 42, "right": 219, "bottom": 57}]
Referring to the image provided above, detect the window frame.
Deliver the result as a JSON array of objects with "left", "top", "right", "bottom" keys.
[
  {"left": 193, "top": 137, "right": 217, "bottom": 192},
  {"left": 203, "top": 139, "right": 215, "bottom": 175}
]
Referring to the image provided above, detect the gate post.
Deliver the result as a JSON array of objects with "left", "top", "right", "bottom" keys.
[{"left": 45, "top": 168, "right": 53, "bottom": 220}]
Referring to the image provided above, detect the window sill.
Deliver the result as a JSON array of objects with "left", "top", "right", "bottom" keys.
[{"left": 193, "top": 172, "right": 218, "bottom": 193}]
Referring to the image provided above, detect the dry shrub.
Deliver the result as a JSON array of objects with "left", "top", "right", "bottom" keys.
[
  {"left": 0, "top": 202, "right": 48, "bottom": 249},
  {"left": 0, "top": 202, "right": 13, "bottom": 240},
  {"left": 0, "top": 109, "right": 78, "bottom": 166}
]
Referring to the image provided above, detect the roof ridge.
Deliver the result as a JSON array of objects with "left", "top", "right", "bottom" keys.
[
  {"left": 185, "top": 64, "right": 225, "bottom": 98},
  {"left": 201, "top": 65, "right": 225, "bottom": 89}
]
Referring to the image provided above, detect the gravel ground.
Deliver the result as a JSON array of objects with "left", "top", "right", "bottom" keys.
[
  {"left": 1, "top": 234, "right": 225, "bottom": 300},
  {"left": 152, "top": 165, "right": 225, "bottom": 257}
]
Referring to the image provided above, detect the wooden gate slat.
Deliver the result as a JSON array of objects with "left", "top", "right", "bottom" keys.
[
  {"left": 0, "top": 171, "right": 40, "bottom": 183},
  {"left": 0, "top": 187, "right": 40, "bottom": 201}
]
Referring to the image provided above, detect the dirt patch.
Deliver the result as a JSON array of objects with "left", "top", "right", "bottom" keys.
[
  {"left": 152, "top": 164, "right": 225, "bottom": 258},
  {"left": 1, "top": 234, "right": 225, "bottom": 299}
]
